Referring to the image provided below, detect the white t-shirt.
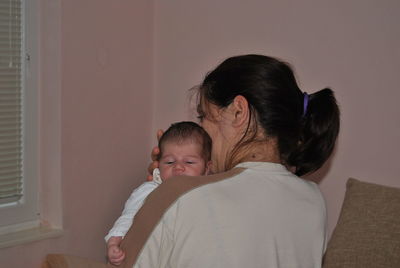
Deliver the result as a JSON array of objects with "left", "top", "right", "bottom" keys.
[{"left": 132, "top": 162, "right": 327, "bottom": 268}]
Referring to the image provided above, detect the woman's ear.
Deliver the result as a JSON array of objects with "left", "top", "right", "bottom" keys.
[{"left": 230, "top": 95, "right": 250, "bottom": 127}]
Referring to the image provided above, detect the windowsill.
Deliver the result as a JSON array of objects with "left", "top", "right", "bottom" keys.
[{"left": 0, "top": 226, "right": 63, "bottom": 249}]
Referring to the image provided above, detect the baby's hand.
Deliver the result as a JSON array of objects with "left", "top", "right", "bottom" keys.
[
  {"left": 107, "top": 244, "right": 125, "bottom": 266},
  {"left": 107, "top": 236, "right": 125, "bottom": 266}
]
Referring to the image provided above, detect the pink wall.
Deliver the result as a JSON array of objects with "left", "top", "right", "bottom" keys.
[
  {"left": 0, "top": 0, "right": 154, "bottom": 267},
  {"left": 152, "top": 0, "right": 400, "bottom": 236},
  {"left": 1, "top": 1, "right": 399, "bottom": 267},
  {"left": 61, "top": 0, "right": 154, "bottom": 261}
]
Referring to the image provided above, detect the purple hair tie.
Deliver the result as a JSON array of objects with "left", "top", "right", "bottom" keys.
[{"left": 303, "top": 92, "right": 309, "bottom": 117}]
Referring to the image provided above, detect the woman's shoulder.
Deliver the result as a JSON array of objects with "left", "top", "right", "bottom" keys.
[{"left": 159, "top": 166, "right": 247, "bottom": 193}]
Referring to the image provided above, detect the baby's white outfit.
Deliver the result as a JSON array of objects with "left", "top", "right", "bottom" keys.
[{"left": 104, "top": 168, "right": 162, "bottom": 242}]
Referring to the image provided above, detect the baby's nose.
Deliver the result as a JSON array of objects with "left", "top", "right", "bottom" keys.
[{"left": 173, "top": 163, "right": 185, "bottom": 172}]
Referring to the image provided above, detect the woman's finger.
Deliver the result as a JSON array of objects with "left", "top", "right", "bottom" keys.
[
  {"left": 156, "top": 129, "right": 164, "bottom": 141},
  {"left": 147, "top": 129, "right": 163, "bottom": 181},
  {"left": 151, "top": 146, "right": 160, "bottom": 161}
]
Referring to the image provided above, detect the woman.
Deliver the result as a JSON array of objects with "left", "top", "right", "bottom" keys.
[{"left": 119, "top": 54, "right": 340, "bottom": 268}]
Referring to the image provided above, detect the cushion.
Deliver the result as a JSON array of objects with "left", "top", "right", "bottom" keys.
[{"left": 323, "top": 178, "right": 400, "bottom": 268}]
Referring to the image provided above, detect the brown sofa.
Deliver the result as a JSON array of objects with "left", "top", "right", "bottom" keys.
[
  {"left": 323, "top": 178, "right": 400, "bottom": 267},
  {"left": 43, "top": 178, "right": 400, "bottom": 268}
]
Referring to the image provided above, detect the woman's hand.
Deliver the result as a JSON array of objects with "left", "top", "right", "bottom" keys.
[{"left": 146, "top": 129, "right": 164, "bottom": 181}]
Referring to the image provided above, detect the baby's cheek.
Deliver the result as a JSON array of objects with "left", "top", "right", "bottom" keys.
[
  {"left": 194, "top": 165, "right": 207, "bottom": 175},
  {"left": 158, "top": 167, "right": 169, "bottom": 179}
]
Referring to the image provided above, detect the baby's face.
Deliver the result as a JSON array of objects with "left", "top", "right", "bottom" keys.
[{"left": 159, "top": 141, "right": 210, "bottom": 181}]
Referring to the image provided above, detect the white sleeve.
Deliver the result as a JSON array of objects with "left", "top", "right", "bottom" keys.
[{"left": 105, "top": 181, "right": 159, "bottom": 242}]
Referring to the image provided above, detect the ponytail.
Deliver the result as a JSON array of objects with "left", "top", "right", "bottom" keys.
[
  {"left": 287, "top": 88, "right": 340, "bottom": 176},
  {"left": 199, "top": 54, "right": 340, "bottom": 176}
]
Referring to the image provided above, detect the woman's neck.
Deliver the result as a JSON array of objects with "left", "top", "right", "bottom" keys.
[{"left": 227, "top": 138, "right": 281, "bottom": 169}]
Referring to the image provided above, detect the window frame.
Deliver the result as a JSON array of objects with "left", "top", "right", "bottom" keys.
[{"left": 0, "top": 0, "right": 40, "bottom": 232}]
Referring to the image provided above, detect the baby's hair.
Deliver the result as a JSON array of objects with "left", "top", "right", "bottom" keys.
[{"left": 157, "top": 121, "right": 212, "bottom": 162}]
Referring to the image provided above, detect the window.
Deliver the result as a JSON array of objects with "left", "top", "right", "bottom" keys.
[
  {"left": 0, "top": 0, "right": 62, "bottom": 248},
  {"left": 0, "top": 0, "right": 23, "bottom": 205},
  {"left": 0, "top": 0, "right": 39, "bottom": 232}
]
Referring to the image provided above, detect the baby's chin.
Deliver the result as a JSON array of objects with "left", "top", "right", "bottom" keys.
[{"left": 161, "top": 173, "right": 207, "bottom": 181}]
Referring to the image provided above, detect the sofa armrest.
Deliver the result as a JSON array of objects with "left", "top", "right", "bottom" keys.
[{"left": 42, "top": 254, "right": 108, "bottom": 268}]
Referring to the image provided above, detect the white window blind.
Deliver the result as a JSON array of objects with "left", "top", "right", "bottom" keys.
[{"left": 0, "top": 0, "right": 23, "bottom": 205}]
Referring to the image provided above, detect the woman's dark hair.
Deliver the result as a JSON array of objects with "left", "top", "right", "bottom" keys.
[
  {"left": 198, "top": 54, "right": 340, "bottom": 176},
  {"left": 158, "top": 121, "right": 212, "bottom": 162}
]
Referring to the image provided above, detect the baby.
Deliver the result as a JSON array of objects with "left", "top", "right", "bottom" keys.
[{"left": 105, "top": 121, "right": 212, "bottom": 265}]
